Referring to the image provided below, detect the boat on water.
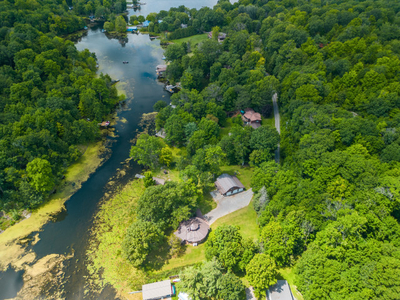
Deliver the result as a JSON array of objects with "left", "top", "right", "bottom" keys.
[
  {"left": 162, "top": 55, "right": 166, "bottom": 60},
  {"left": 123, "top": 61, "right": 129, "bottom": 64},
  {"left": 98, "top": 121, "right": 110, "bottom": 127},
  {"left": 165, "top": 85, "right": 175, "bottom": 93}
]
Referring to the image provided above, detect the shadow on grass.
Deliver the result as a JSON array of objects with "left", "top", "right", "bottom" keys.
[
  {"left": 144, "top": 235, "right": 189, "bottom": 272},
  {"left": 198, "top": 190, "right": 217, "bottom": 215}
]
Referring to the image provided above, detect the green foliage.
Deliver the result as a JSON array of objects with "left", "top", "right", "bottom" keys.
[
  {"left": 180, "top": 259, "right": 245, "bottom": 300},
  {"left": 26, "top": 158, "right": 55, "bottom": 193},
  {"left": 136, "top": 181, "right": 199, "bottom": 230},
  {"left": 246, "top": 254, "right": 278, "bottom": 298},
  {"left": 130, "top": 134, "right": 165, "bottom": 169},
  {"left": 122, "top": 220, "right": 164, "bottom": 267},
  {"left": 159, "top": 147, "right": 173, "bottom": 167},
  {"left": 205, "top": 225, "right": 256, "bottom": 273},
  {"left": 115, "top": 15, "right": 127, "bottom": 33},
  {"left": 143, "top": 171, "right": 155, "bottom": 188}
]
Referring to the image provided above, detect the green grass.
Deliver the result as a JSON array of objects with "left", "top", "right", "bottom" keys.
[
  {"left": 169, "top": 33, "right": 208, "bottom": 48},
  {"left": 219, "top": 118, "right": 233, "bottom": 139},
  {"left": 220, "top": 165, "right": 254, "bottom": 189},
  {"left": 278, "top": 268, "right": 304, "bottom": 300},
  {"left": 262, "top": 114, "right": 275, "bottom": 127},
  {"left": 211, "top": 201, "right": 259, "bottom": 241},
  {"left": 86, "top": 179, "right": 148, "bottom": 298},
  {"left": 198, "top": 191, "right": 217, "bottom": 215}
]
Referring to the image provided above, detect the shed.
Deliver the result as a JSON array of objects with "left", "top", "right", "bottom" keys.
[
  {"left": 127, "top": 26, "right": 138, "bottom": 32},
  {"left": 155, "top": 128, "right": 166, "bottom": 139},
  {"left": 156, "top": 65, "right": 167, "bottom": 77},
  {"left": 174, "top": 217, "right": 210, "bottom": 244},
  {"left": 153, "top": 177, "right": 165, "bottom": 185},
  {"left": 267, "top": 280, "right": 294, "bottom": 300},
  {"left": 142, "top": 280, "right": 174, "bottom": 300},
  {"left": 142, "top": 20, "right": 150, "bottom": 27},
  {"left": 215, "top": 173, "right": 245, "bottom": 196}
]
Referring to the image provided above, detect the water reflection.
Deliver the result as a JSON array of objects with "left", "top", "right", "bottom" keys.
[{"left": 0, "top": 267, "right": 24, "bottom": 300}]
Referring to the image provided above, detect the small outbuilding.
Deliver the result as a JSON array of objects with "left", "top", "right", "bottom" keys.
[
  {"left": 153, "top": 177, "right": 165, "bottom": 185},
  {"left": 142, "top": 280, "right": 174, "bottom": 300},
  {"left": 242, "top": 108, "right": 262, "bottom": 129},
  {"left": 215, "top": 173, "right": 245, "bottom": 196},
  {"left": 156, "top": 65, "right": 167, "bottom": 77},
  {"left": 267, "top": 280, "right": 294, "bottom": 300},
  {"left": 174, "top": 217, "right": 210, "bottom": 244}
]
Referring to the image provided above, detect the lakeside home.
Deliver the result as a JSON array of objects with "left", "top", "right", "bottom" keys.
[{"left": 215, "top": 174, "right": 245, "bottom": 196}]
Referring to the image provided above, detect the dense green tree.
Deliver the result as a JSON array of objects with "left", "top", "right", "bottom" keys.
[
  {"left": 122, "top": 220, "right": 164, "bottom": 267},
  {"left": 26, "top": 158, "right": 55, "bottom": 193},
  {"left": 130, "top": 134, "right": 165, "bottom": 169},
  {"left": 115, "top": 15, "right": 127, "bottom": 33},
  {"left": 246, "top": 254, "right": 277, "bottom": 298}
]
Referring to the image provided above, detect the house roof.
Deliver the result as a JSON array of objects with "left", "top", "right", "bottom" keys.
[
  {"left": 267, "top": 280, "right": 294, "bottom": 300},
  {"left": 174, "top": 217, "right": 210, "bottom": 243},
  {"left": 142, "top": 280, "right": 172, "bottom": 300},
  {"left": 215, "top": 173, "right": 245, "bottom": 195},
  {"left": 243, "top": 108, "right": 262, "bottom": 122},
  {"left": 153, "top": 177, "right": 165, "bottom": 185}
]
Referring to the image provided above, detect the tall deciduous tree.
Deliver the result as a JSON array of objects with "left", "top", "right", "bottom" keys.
[
  {"left": 26, "top": 158, "right": 54, "bottom": 193},
  {"left": 246, "top": 254, "right": 277, "bottom": 298},
  {"left": 130, "top": 134, "right": 165, "bottom": 169},
  {"left": 122, "top": 220, "right": 164, "bottom": 267}
]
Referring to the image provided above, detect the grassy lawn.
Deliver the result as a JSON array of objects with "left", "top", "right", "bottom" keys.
[
  {"left": 262, "top": 114, "right": 275, "bottom": 127},
  {"left": 278, "top": 268, "right": 304, "bottom": 300},
  {"left": 211, "top": 201, "right": 259, "bottom": 241},
  {"left": 169, "top": 33, "right": 208, "bottom": 48},
  {"left": 220, "top": 165, "right": 254, "bottom": 189},
  {"left": 219, "top": 117, "right": 233, "bottom": 139},
  {"left": 198, "top": 191, "right": 217, "bottom": 215}
]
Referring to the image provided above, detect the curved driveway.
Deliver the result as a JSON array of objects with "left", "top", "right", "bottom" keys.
[{"left": 204, "top": 189, "right": 253, "bottom": 225}]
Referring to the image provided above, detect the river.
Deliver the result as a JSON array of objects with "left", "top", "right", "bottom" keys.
[{"left": 0, "top": 0, "right": 229, "bottom": 297}]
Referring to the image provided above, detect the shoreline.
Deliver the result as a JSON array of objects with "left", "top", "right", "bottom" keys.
[{"left": 0, "top": 135, "right": 110, "bottom": 271}]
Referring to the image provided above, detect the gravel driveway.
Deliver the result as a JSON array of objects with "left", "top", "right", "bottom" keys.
[{"left": 204, "top": 189, "right": 253, "bottom": 225}]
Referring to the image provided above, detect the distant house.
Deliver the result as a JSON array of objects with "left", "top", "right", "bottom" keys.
[
  {"left": 152, "top": 177, "right": 165, "bottom": 185},
  {"left": 155, "top": 128, "right": 166, "bottom": 139},
  {"left": 142, "top": 280, "right": 175, "bottom": 300},
  {"left": 174, "top": 217, "right": 210, "bottom": 244},
  {"left": 142, "top": 20, "right": 151, "bottom": 27},
  {"left": 156, "top": 65, "right": 167, "bottom": 77},
  {"left": 181, "top": 24, "right": 188, "bottom": 28},
  {"left": 242, "top": 108, "right": 262, "bottom": 129},
  {"left": 267, "top": 280, "right": 294, "bottom": 300},
  {"left": 215, "top": 173, "right": 245, "bottom": 196},
  {"left": 208, "top": 32, "right": 227, "bottom": 42},
  {"left": 127, "top": 26, "right": 138, "bottom": 32}
]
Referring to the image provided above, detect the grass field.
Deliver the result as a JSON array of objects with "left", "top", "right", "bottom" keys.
[
  {"left": 219, "top": 117, "right": 233, "bottom": 139},
  {"left": 220, "top": 165, "right": 254, "bottom": 189},
  {"left": 169, "top": 33, "right": 208, "bottom": 48},
  {"left": 211, "top": 202, "right": 259, "bottom": 240}
]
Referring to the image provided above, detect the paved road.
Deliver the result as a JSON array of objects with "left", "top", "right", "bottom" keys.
[
  {"left": 272, "top": 92, "right": 280, "bottom": 163},
  {"left": 204, "top": 189, "right": 253, "bottom": 225}
]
